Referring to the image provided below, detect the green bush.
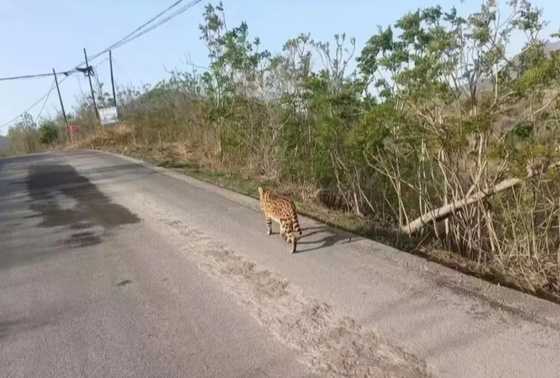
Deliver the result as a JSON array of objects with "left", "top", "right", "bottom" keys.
[{"left": 37, "top": 120, "right": 60, "bottom": 146}]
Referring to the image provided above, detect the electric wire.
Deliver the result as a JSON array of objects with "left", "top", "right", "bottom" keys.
[
  {"left": 35, "top": 79, "right": 57, "bottom": 121},
  {"left": 0, "top": 70, "right": 78, "bottom": 82},
  {"left": 1, "top": 0, "right": 202, "bottom": 129}
]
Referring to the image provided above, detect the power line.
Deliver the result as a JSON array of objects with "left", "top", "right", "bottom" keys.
[
  {"left": 85, "top": 0, "right": 188, "bottom": 63},
  {"left": 0, "top": 84, "right": 55, "bottom": 130},
  {"left": 111, "top": 57, "right": 132, "bottom": 84},
  {"left": 0, "top": 70, "right": 78, "bottom": 82},
  {"left": 107, "top": 0, "right": 203, "bottom": 52},
  {"left": 0, "top": 59, "right": 108, "bottom": 130},
  {"left": 35, "top": 79, "right": 57, "bottom": 121},
  {"left": 0, "top": 0, "right": 193, "bottom": 83},
  {"left": 1, "top": 0, "right": 203, "bottom": 129}
]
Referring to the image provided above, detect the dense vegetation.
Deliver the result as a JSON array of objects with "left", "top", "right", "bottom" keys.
[{"left": 9, "top": 0, "right": 560, "bottom": 301}]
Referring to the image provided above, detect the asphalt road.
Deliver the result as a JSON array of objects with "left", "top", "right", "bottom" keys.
[{"left": 2, "top": 150, "right": 560, "bottom": 378}]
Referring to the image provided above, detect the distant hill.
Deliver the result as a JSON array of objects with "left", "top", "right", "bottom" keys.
[
  {"left": 470, "top": 40, "right": 560, "bottom": 92},
  {"left": 0, "top": 135, "right": 11, "bottom": 155},
  {"left": 509, "top": 40, "right": 560, "bottom": 69},
  {"left": 541, "top": 40, "right": 560, "bottom": 56}
]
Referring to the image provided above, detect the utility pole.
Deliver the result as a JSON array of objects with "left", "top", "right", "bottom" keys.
[
  {"left": 52, "top": 68, "right": 69, "bottom": 140},
  {"left": 52, "top": 69, "right": 68, "bottom": 127},
  {"left": 109, "top": 50, "right": 117, "bottom": 108},
  {"left": 83, "top": 48, "right": 100, "bottom": 124}
]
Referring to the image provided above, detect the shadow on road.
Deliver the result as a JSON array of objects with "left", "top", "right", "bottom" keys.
[
  {"left": 25, "top": 164, "right": 140, "bottom": 235},
  {"left": 295, "top": 225, "right": 360, "bottom": 253}
]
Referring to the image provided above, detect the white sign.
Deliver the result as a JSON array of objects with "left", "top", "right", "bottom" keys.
[{"left": 99, "top": 106, "right": 119, "bottom": 125}]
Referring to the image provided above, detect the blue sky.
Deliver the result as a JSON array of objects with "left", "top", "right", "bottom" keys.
[{"left": 1, "top": 0, "right": 560, "bottom": 135}]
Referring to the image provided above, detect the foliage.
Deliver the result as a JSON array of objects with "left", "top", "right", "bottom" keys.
[
  {"left": 7, "top": 112, "right": 38, "bottom": 155},
  {"left": 37, "top": 120, "right": 60, "bottom": 146},
  {"left": 45, "top": 1, "right": 560, "bottom": 299}
]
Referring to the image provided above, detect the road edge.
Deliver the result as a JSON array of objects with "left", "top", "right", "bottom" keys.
[{"left": 84, "top": 148, "right": 560, "bottom": 328}]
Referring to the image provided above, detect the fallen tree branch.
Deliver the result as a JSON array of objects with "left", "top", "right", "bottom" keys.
[{"left": 401, "top": 160, "right": 560, "bottom": 235}]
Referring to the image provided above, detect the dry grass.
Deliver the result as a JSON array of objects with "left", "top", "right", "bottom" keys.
[{"left": 61, "top": 122, "right": 560, "bottom": 305}]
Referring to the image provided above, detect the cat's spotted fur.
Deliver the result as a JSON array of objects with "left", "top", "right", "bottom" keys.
[{"left": 258, "top": 187, "right": 302, "bottom": 253}]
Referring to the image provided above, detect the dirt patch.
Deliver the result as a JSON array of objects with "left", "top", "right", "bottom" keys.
[
  {"left": 138, "top": 204, "right": 431, "bottom": 378},
  {"left": 197, "top": 246, "right": 428, "bottom": 377}
]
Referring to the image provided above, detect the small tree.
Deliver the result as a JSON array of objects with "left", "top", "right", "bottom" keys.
[
  {"left": 8, "top": 112, "right": 38, "bottom": 155},
  {"left": 37, "top": 120, "right": 60, "bottom": 146}
]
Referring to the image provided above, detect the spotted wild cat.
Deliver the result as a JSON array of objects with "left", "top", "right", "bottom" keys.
[{"left": 258, "top": 187, "right": 302, "bottom": 253}]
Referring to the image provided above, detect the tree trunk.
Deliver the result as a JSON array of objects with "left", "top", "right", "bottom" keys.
[{"left": 401, "top": 161, "right": 560, "bottom": 235}]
